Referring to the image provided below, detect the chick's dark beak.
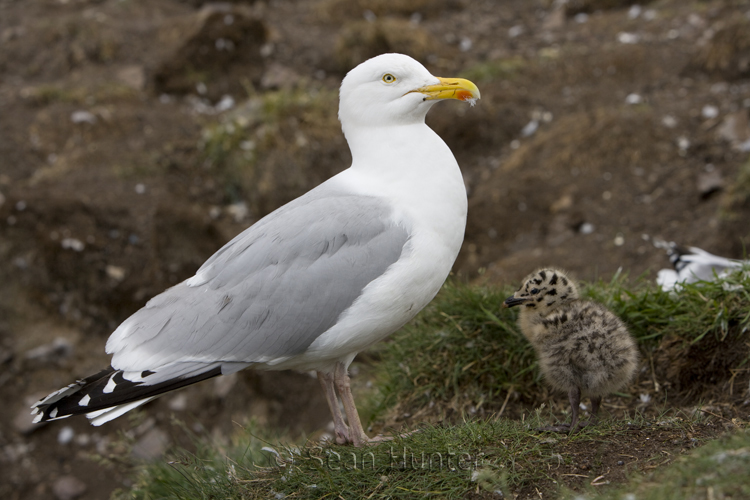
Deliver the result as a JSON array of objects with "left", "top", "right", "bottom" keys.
[{"left": 503, "top": 296, "right": 528, "bottom": 308}]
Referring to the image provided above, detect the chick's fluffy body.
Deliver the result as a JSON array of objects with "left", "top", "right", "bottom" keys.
[{"left": 513, "top": 269, "right": 638, "bottom": 399}]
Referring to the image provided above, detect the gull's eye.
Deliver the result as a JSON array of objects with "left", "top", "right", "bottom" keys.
[
  {"left": 530, "top": 288, "right": 539, "bottom": 295},
  {"left": 382, "top": 73, "right": 396, "bottom": 84}
]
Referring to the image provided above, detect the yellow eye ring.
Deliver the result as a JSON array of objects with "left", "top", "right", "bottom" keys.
[{"left": 382, "top": 73, "right": 396, "bottom": 84}]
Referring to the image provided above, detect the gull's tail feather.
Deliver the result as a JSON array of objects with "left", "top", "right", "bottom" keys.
[{"left": 30, "top": 365, "right": 223, "bottom": 426}]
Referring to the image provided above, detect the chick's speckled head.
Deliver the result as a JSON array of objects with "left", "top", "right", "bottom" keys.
[{"left": 503, "top": 268, "right": 579, "bottom": 311}]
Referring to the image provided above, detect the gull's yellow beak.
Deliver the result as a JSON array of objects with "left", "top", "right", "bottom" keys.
[{"left": 409, "top": 77, "right": 481, "bottom": 103}]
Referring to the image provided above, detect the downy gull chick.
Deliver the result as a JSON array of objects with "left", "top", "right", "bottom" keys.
[{"left": 503, "top": 268, "right": 638, "bottom": 432}]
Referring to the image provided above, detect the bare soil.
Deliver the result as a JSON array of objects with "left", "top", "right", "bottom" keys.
[{"left": 1, "top": 0, "right": 750, "bottom": 499}]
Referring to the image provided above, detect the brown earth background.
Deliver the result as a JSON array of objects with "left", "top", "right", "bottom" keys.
[{"left": 1, "top": 0, "right": 750, "bottom": 498}]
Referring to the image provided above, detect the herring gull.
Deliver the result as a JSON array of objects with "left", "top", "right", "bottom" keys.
[
  {"left": 653, "top": 239, "right": 746, "bottom": 291},
  {"left": 30, "top": 53, "right": 480, "bottom": 446}
]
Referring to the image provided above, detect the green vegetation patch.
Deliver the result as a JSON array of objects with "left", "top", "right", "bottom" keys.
[{"left": 373, "top": 268, "right": 750, "bottom": 421}]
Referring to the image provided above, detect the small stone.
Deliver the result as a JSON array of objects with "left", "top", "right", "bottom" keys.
[
  {"left": 697, "top": 170, "right": 724, "bottom": 196},
  {"left": 58, "top": 426, "right": 75, "bottom": 445},
  {"left": 213, "top": 372, "right": 238, "bottom": 398},
  {"left": 105, "top": 265, "right": 126, "bottom": 281},
  {"left": 168, "top": 393, "right": 188, "bottom": 411},
  {"left": 53, "top": 475, "right": 87, "bottom": 500},
  {"left": 520, "top": 119, "right": 539, "bottom": 138},
  {"left": 61, "top": 238, "right": 85, "bottom": 251},
  {"left": 617, "top": 32, "right": 639, "bottom": 44},
  {"left": 226, "top": 201, "right": 249, "bottom": 222},
  {"left": 508, "top": 25, "right": 524, "bottom": 38},
  {"left": 131, "top": 428, "right": 170, "bottom": 460},
  {"left": 625, "top": 93, "right": 642, "bottom": 105},
  {"left": 215, "top": 95, "right": 235, "bottom": 112},
  {"left": 24, "top": 337, "right": 74, "bottom": 364},
  {"left": 70, "top": 111, "right": 96, "bottom": 125},
  {"left": 702, "top": 105, "right": 719, "bottom": 119},
  {"left": 116, "top": 65, "right": 146, "bottom": 90}
]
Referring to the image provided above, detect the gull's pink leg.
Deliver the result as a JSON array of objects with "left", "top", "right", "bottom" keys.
[
  {"left": 317, "top": 371, "right": 350, "bottom": 444},
  {"left": 333, "top": 361, "right": 397, "bottom": 447}
]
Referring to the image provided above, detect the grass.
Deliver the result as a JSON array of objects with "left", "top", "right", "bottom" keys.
[{"left": 115, "top": 268, "right": 750, "bottom": 499}]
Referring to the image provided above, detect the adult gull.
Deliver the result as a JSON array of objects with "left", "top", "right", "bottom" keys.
[
  {"left": 31, "top": 53, "right": 480, "bottom": 446},
  {"left": 653, "top": 239, "right": 746, "bottom": 291}
]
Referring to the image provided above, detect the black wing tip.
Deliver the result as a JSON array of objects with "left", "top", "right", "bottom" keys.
[{"left": 31, "top": 365, "right": 224, "bottom": 423}]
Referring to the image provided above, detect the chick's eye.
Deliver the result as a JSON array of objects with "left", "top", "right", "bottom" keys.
[
  {"left": 382, "top": 73, "right": 396, "bottom": 83},
  {"left": 530, "top": 288, "right": 539, "bottom": 295}
]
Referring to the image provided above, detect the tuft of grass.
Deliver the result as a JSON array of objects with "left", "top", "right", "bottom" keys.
[{"left": 368, "top": 283, "right": 538, "bottom": 421}]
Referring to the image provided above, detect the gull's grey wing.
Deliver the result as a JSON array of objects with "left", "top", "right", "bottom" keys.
[{"left": 106, "top": 187, "right": 410, "bottom": 371}]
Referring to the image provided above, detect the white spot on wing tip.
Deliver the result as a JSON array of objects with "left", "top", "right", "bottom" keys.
[
  {"left": 79, "top": 394, "right": 91, "bottom": 406},
  {"left": 50, "top": 408, "right": 58, "bottom": 418},
  {"left": 103, "top": 374, "right": 117, "bottom": 393}
]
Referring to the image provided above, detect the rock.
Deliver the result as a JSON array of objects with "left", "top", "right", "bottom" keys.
[
  {"left": 24, "top": 337, "right": 74, "bottom": 364},
  {"left": 153, "top": 4, "right": 268, "bottom": 98},
  {"left": 105, "top": 265, "right": 126, "bottom": 282},
  {"left": 167, "top": 393, "right": 188, "bottom": 411},
  {"left": 115, "top": 65, "right": 146, "bottom": 90},
  {"left": 58, "top": 426, "right": 75, "bottom": 445},
  {"left": 52, "top": 475, "right": 87, "bottom": 500},
  {"left": 61, "top": 238, "right": 85, "bottom": 251},
  {"left": 697, "top": 169, "right": 724, "bottom": 197},
  {"left": 131, "top": 428, "right": 170, "bottom": 461},
  {"left": 213, "top": 372, "right": 238, "bottom": 398},
  {"left": 717, "top": 110, "right": 750, "bottom": 150}
]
